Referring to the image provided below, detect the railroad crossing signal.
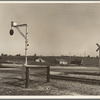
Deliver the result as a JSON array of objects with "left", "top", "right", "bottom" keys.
[
  {"left": 96, "top": 43, "right": 100, "bottom": 73},
  {"left": 9, "top": 21, "right": 29, "bottom": 79},
  {"left": 9, "top": 29, "right": 14, "bottom": 35},
  {"left": 96, "top": 43, "right": 100, "bottom": 52}
]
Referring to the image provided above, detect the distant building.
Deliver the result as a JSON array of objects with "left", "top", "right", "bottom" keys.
[
  {"left": 35, "top": 58, "right": 46, "bottom": 63},
  {"left": 56, "top": 58, "right": 68, "bottom": 65},
  {"left": 70, "top": 59, "right": 82, "bottom": 66}
]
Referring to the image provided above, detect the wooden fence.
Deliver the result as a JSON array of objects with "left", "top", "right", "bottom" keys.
[{"left": 25, "top": 65, "right": 50, "bottom": 88}]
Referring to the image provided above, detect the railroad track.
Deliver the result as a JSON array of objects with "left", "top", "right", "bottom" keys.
[
  {"left": 50, "top": 75, "right": 100, "bottom": 85},
  {"left": 64, "top": 72, "right": 100, "bottom": 76}
]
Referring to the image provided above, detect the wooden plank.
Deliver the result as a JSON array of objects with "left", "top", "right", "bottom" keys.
[
  {"left": 47, "top": 66, "right": 50, "bottom": 82},
  {"left": 26, "top": 66, "right": 47, "bottom": 69},
  {"left": 26, "top": 65, "right": 47, "bottom": 68},
  {"left": 96, "top": 43, "right": 100, "bottom": 47},
  {"left": 25, "top": 65, "right": 50, "bottom": 88},
  {"left": 25, "top": 67, "right": 29, "bottom": 88},
  {"left": 96, "top": 47, "right": 100, "bottom": 52}
]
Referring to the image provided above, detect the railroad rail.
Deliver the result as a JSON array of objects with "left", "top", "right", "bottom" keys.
[
  {"left": 25, "top": 65, "right": 50, "bottom": 88},
  {"left": 50, "top": 75, "right": 100, "bottom": 85}
]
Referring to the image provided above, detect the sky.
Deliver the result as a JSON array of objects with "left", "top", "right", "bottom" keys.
[{"left": 1, "top": 2, "right": 100, "bottom": 57}]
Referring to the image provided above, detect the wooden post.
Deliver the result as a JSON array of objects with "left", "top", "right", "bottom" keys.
[
  {"left": 25, "top": 67, "right": 29, "bottom": 88},
  {"left": 98, "top": 50, "right": 100, "bottom": 74},
  {"left": 21, "top": 65, "right": 26, "bottom": 80},
  {"left": 47, "top": 66, "right": 50, "bottom": 82}
]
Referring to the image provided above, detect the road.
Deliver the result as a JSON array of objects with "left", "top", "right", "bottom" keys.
[
  {"left": 50, "top": 66, "right": 100, "bottom": 74},
  {"left": 0, "top": 64, "right": 100, "bottom": 74}
]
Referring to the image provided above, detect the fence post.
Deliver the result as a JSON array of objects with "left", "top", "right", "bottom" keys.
[
  {"left": 47, "top": 66, "right": 50, "bottom": 82},
  {"left": 25, "top": 67, "right": 29, "bottom": 88},
  {"left": 21, "top": 65, "right": 26, "bottom": 80}
]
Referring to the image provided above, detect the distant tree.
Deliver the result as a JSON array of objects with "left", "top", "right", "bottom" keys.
[
  {"left": 16, "top": 54, "right": 21, "bottom": 56},
  {"left": 1, "top": 53, "right": 7, "bottom": 56},
  {"left": 33, "top": 53, "right": 38, "bottom": 61},
  {"left": 96, "top": 56, "right": 99, "bottom": 58},
  {"left": 1, "top": 53, "right": 3, "bottom": 56},
  {"left": 33, "top": 53, "right": 37, "bottom": 57},
  {"left": 9, "top": 55, "right": 13, "bottom": 56},
  {"left": 74, "top": 55, "right": 76, "bottom": 57},
  {"left": 87, "top": 55, "right": 90, "bottom": 58}
]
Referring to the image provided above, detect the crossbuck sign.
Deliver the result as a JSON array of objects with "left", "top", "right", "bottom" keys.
[
  {"left": 96, "top": 43, "right": 100, "bottom": 52},
  {"left": 96, "top": 43, "right": 100, "bottom": 73}
]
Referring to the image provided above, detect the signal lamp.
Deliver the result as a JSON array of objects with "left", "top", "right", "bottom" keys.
[{"left": 9, "top": 29, "right": 14, "bottom": 35}]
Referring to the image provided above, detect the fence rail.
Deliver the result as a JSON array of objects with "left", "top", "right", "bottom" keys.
[{"left": 25, "top": 66, "right": 50, "bottom": 88}]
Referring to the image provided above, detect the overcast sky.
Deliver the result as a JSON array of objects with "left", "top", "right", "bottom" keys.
[{"left": 1, "top": 2, "right": 100, "bottom": 56}]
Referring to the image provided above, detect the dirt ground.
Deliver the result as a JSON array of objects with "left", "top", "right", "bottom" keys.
[
  {"left": 0, "top": 66, "right": 100, "bottom": 96},
  {"left": 0, "top": 67, "right": 81, "bottom": 96}
]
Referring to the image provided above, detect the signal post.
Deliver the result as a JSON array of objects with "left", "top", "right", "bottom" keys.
[{"left": 9, "top": 21, "right": 29, "bottom": 79}]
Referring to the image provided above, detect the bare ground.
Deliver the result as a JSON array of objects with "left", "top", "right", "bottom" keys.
[
  {"left": 0, "top": 66, "right": 100, "bottom": 95},
  {"left": 0, "top": 67, "right": 81, "bottom": 95}
]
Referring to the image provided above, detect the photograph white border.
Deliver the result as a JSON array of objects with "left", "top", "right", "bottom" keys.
[{"left": 0, "top": 1, "right": 100, "bottom": 99}]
